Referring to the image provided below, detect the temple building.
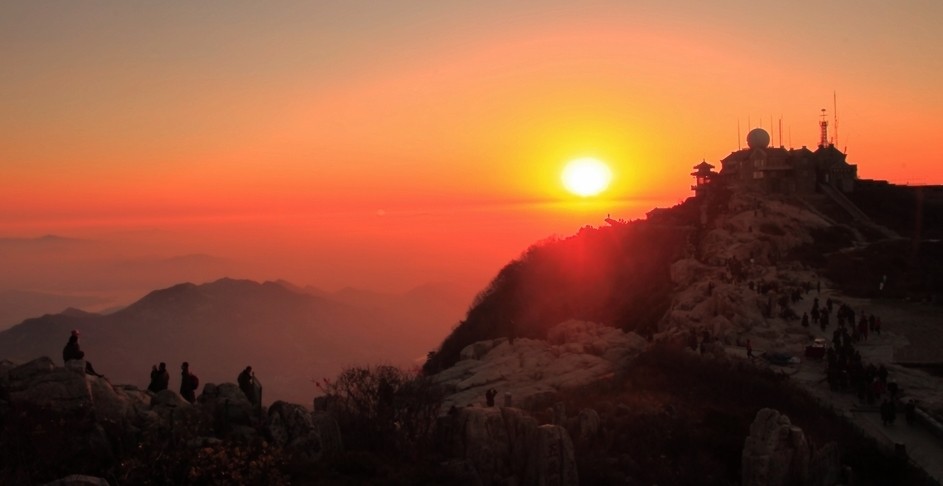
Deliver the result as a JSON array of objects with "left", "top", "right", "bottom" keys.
[
  {"left": 690, "top": 160, "right": 717, "bottom": 197},
  {"left": 694, "top": 127, "right": 857, "bottom": 196}
]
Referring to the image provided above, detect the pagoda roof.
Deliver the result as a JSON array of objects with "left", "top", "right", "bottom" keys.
[{"left": 692, "top": 160, "right": 715, "bottom": 170}]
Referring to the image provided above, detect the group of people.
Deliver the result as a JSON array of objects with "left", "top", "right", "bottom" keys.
[
  {"left": 145, "top": 361, "right": 200, "bottom": 402},
  {"left": 816, "top": 303, "right": 912, "bottom": 428},
  {"left": 62, "top": 330, "right": 257, "bottom": 405}
]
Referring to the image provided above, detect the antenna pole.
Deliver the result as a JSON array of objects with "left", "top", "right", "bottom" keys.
[{"left": 833, "top": 91, "right": 839, "bottom": 148}]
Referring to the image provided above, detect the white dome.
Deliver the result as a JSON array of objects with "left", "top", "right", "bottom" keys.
[{"left": 746, "top": 128, "right": 770, "bottom": 149}]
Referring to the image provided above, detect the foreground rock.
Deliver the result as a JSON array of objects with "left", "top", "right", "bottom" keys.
[
  {"left": 0, "top": 356, "right": 338, "bottom": 483},
  {"left": 443, "top": 406, "right": 578, "bottom": 486},
  {"left": 42, "top": 475, "right": 111, "bottom": 486},
  {"left": 742, "top": 408, "right": 840, "bottom": 486}
]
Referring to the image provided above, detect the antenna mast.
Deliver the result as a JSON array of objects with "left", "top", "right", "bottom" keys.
[
  {"left": 833, "top": 91, "right": 839, "bottom": 147},
  {"left": 737, "top": 119, "right": 741, "bottom": 150},
  {"left": 819, "top": 108, "right": 829, "bottom": 147}
]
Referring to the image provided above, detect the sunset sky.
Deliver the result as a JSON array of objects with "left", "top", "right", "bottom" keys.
[{"left": 2, "top": 1, "right": 943, "bottom": 299}]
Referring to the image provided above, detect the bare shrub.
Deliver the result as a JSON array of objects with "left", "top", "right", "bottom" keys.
[{"left": 319, "top": 365, "right": 444, "bottom": 456}]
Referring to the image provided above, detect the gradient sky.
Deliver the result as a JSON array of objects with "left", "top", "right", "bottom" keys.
[{"left": 2, "top": 1, "right": 942, "bottom": 295}]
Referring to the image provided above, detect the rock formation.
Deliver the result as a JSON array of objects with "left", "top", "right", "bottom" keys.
[
  {"left": 741, "top": 408, "right": 840, "bottom": 486},
  {"left": 434, "top": 320, "right": 647, "bottom": 410},
  {"left": 443, "top": 406, "right": 578, "bottom": 486},
  {"left": 0, "top": 356, "right": 341, "bottom": 483}
]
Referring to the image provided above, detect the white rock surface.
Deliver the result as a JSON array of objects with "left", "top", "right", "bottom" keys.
[{"left": 435, "top": 320, "right": 647, "bottom": 410}]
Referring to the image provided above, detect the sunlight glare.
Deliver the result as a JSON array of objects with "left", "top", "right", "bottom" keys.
[{"left": 561, "top": 157, "right": 612, "bottom": 197}]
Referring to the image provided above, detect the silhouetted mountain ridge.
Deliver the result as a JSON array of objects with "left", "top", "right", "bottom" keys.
[
  {"left": 0, "top": 277, "right": 467, "bottom": 404},
  {"left": 0, "top": 289, "right": 110, "bottom": 330}
]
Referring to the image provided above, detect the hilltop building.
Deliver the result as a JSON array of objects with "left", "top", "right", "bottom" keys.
[{"left": 693, "top": 126, "right": 857, "bottom": 196}]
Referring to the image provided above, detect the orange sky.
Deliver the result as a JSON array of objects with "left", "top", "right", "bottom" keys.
[{"left": 2, "top": 1, "right": 942, "bottom": 295}]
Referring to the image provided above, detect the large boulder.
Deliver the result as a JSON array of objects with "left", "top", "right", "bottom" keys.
[
  {"left": 1, "top": 359, "right": 122, "bottom": 475},
  {"left": 42, "top": 474, "right": 110, "bottom": 486},
  {"left": 312, "top": 411, "right": 344, "bottom": 456},
  {"left": 526, "top": 424, "right": 579, "bottom": 486},
  {"left": 444, "top": 406, "right": 577, "bottom": 485},
  {"left": 198, "top": 382, "right": 257, "bottom": 435},
  {"left": 573, "top": 408, "right": 601, "bottom": 448},
  {"left": 741, "top": 408, "right": 838, "bottom": 486},
  {"left": 451, "top": 406, "right": 515, "bottom": 483},
  {"left": 5, "top": 357, "right": 143, "bottom": 424},
  {"left": 742, "top": 408, "right": 809, "bottom": 486},
  {"left": 265, "top": 401, "right": 324, "bottom": 464}
]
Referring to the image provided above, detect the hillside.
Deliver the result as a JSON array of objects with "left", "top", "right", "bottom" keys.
[
  {"left": 428, "top": 181, "right": 943, "bottom": 371},
  {"left": 0, "top": 278, "right": 467, "bottom": 404},
  {"left": 413, "top": 182, "right": 943, "bottom": 483},
  {"left": 423, "top": 191, "right": 730, "bottom": 373}
]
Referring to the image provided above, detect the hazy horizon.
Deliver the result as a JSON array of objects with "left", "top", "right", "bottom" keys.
[{"left": 0, "top": 197, "right": 669, "bottom": 327}]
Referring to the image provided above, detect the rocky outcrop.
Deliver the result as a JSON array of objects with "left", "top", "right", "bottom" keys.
[
  {"left": 198, "top": 382, "right": 258, "bottom": 439},
  {"left": 572, "top": 407, "right": 601, "bottom": 448},
  {"left": 0, "top": 356, "right": 340, "bottom": 483},
  {"left": 312, "top": 411, "right": 344, "bottom": 456},
  {"left": 264, "top": 400, "right": 344, "bottom": 464},
  {"left": 444, "top": 406, "right": 578, "bottom": 486},
  {"left": 42, "top": 475, "right": 111, "bottom": 486},
  {"left": 6, "top": 357, "right": 150, "bottom": 423},
  {"left": 741, "top": 408, "right": 840, "bottom": 486},
  {"left": 435, "top": 320, "right": 647, "bottom": 410},
  {"left": 528, "top": 424, "right": 579, "bottom": 486}
]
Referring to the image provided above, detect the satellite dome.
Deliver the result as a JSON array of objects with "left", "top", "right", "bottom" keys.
[{"left": 746, "top": 128, "right": 770, "bottom": 149}]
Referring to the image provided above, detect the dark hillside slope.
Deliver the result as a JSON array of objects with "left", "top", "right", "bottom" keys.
[
  {"left": 424, "top": 200, "right": 701, "bottom": 374},
  {"left": 850, "top": 180, "right": 943, "bottom": 239}
]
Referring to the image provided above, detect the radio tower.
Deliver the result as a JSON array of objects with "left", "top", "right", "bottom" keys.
[{"left": 819, "top": 108, "right": 829, "bottom": 147}]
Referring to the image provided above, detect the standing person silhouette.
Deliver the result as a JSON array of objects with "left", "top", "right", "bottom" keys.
[
  {"left": 148, "top": 362, "right": 170, "bottom": 392},
  {"left": 180, "top": 362, "right": 199, "bottom": 403},
  {"left": 238, "top": 366, "right": 257, "bottom": 404}
]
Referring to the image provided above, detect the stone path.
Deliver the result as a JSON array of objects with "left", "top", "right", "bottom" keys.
[
  {"left": 791, "top": 360, "right": 943, "bottom": 483},
  {"left": 772, "top": 287, "right": 943, "bottom": 483}
]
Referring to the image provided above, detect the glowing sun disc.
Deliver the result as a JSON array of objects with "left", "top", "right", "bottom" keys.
[{"left": 562, "top": 157, "right": 612, "bottom": 197}]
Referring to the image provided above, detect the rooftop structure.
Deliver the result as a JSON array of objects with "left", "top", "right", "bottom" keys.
[{"left": 691, "top": 125, "right": 857, "bottom": 196}]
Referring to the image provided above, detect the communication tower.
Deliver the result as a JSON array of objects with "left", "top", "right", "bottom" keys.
[{"left": 819, "top": 109, "right": 829, "bottom": 147}]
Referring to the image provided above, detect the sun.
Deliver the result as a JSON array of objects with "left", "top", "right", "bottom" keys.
[{"left": 561, "top": 157, "right": 612, "bottom": 197}]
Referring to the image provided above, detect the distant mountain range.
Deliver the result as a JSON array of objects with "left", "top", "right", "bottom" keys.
[
  {"left": 0, "top": 278, "right": 471, "bottom": 404},
  {"left": 0, "top": 290, "right": 112, "bottom": 330}
]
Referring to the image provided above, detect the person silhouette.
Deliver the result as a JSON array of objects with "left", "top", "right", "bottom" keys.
[
  {"left": 180, "top": 362, "right": 199, "bottom": 403},
  {"left": 485, "top": 388, "right": 497, "bottom": 407},
  {"left": 148, "top": 362, "right": 170, "bottom": 392},
  {"left": 238, "top": 366, "right": 257, "bottom": 404},
  {"left": 62, "top": 329, "right": 104, "bottom": 378}
]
